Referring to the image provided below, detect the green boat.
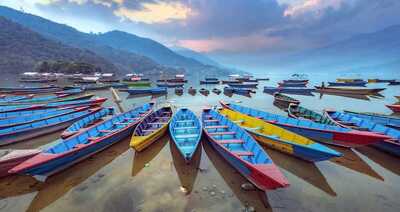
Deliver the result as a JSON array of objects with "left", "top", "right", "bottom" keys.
[
  {"left": 122, "top": 81, "right": 152, "bottom": 87},
  {"left": 288, "top": 104, "right": 337, "bottom": 125}
]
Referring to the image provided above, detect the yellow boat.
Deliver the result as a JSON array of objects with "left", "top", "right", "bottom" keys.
[
  {"left": 130, "top": 106, "right": 173, "bottom": 151},
  {"left": 218, "top": 108, "right": 341, "bottom": 162}
]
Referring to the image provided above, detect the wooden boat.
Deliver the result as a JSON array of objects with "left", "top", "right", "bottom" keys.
[
  {"left": 0, "top": 98, "right": 106, "bottom": 114},
  {"left": 0, "top": 85, "right": 61, "bottom": 94},
  {"left": 200, "top": 80, "right": 219, "bottom": 84},
  {"left": 220, "top": 102, "right": 391, "bottom": 147},
  {"left": 188, "top": 87, "right": 196, "bottom": 95},
  {"left": 228, "top": 83, "right": 258, "bottom": 88},
  {"left": 273, "top": 93, "right": 300, "bottom": 109},
  {"left": 202, "top": 108, "right": 289, "bottom": 190},
  {"left": 61, "top": 107, "right": 115, "bottom": 138},
  {"left": 0, "top": 106, "right": 92, "bottom": 129},
  {"left": 156, "top": 83, "right": 184, "bottom": 88},
  {"left": 19, "top": 78, "right": 57, "bottom": 83},
  {"left": 122, "top": 87, "right": 167, "bottom": 95},
  {"left": 0, "top": 149, "right": 41, "bottom": 178},
  {"left": 110, "top": 83, "right": 128, "bottom": 88},
  {"left": 388, "top": 81, "right": 400, "bottom": 85},
  {"left": 9, "top": 103, "right": 154, "bottom": 177},
  {"left": 343, "top": 110, "right": 400, "bottom": 130},
  {"left": 175, "top": 87, "right": 184, "bottom": 95},
  {"left": 55, "top": 88, "right": 84, "bottom": 95},
  {"left": 0, "top": 94, "right": 94, "bottom": 105},
  {"left": 122, "top": 81, "right": 152, "bottom": 87},
  {"left": 396, "top": 96, "right": 400, "bottom": 101},
  {"left": 224, "top": 87, "right": 252, "bottom": 95},
  {"left": 81, "top": 84, "right": 111, "bottom": 91},
  {"left": 0, "top": 85, "right": 59, "bottom": 92},
  {"left": 288, "top": 104, "right": 337, "bottom": 125},
  {"left": 212, "top": 88, "right": 221, "bottom": 95},
  {"left": 130, "top": 106, "right": 173, "bottom": 151},
  {"left": 324, "top": 110, "right": 400, "bottom": 156},
  {"left": 218, "top": 108, "right": 342, "bottom": 162},
  {"left": 386, "top": 104, "right": 400, "bottom": 113},
  {"left": 169, "top": 108, "right": 202, "bottom": 162},
  {"left": 264, "top": 86, "right": 315, "bottom": 95},
  {"left": 283, "top": 79, "right": 309, "bottom": 83},
  {"left": 238, "top": 78, "right": 258, "bottom": 82},
  {"left": 0, "top": 107, "right": 103, "bottom": 146},
  {"left": 0, "top": 107, "right": 74, "bottom": 120},
  {"left": 315, "top": 86, "right": 385, "bottom": 95},
  {"left": 368, "top": 79, "right": 396, "bottom": 83},
  {"left": 336, "top": 78, "right": 364, "bottom": 83},
  {"left": 221, "top": 80, "right": 242, "bottom": 84},
  {"left": 199, "top": 88, "right": 210, "bottom": 96},
  {"left": 278, "top": 82, "right": 307, "bottom": 87},
  {"left": 256, "top": 78, "right": 269, "bottom": 81},
  {"left": 327, "top": 81, "right": 367, "bottom": 87},
  {"left": 205, "top": 78, "right": 218, "bottom": 81}
]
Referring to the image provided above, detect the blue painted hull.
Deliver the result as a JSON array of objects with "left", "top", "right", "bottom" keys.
[
  {"left": 21, "top": 129, "right": 131, "bottom": 176},
  {"left": 328, "top": 82, "right": 367, "bottom": 87}
]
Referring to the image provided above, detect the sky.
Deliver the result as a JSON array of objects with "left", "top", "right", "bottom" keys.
[{"left": 1, "top": 0, "right": 400, "bottom": 70}]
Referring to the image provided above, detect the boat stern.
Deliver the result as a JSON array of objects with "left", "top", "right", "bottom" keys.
[{"left": 250, "top": 164, "right": 289, "bottom": 190}]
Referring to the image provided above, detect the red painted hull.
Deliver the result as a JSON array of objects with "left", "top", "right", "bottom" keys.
[
  {"left": 386, "top": 104, "right": 400, "bottom": 113},
  {"left": 0, "top": 149, "right": 41, "bottom": 177}
]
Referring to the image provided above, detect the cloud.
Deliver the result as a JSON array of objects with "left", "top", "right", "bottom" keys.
[{"left": 114, "top": 1, "right": 194, "bottom": 24}]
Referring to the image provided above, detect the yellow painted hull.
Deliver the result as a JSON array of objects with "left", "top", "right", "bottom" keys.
[
  {"left": 130, "top": 121, "right": 170, "bottom": 152},
  {"left": 218, "top": 108, "right": 314, "bottom": 151}
]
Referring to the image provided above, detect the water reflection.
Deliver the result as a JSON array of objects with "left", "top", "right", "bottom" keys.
[
  {"left": 169, "top": 141, "right": 201, "bottom": 195},
  {"left": 356, "top": 146, "right": 400, "bottom": 176},
  {"left": 131, "top": 136, "right": 168, "bottom": 177},
  {"left": 26, "top": 138, "right": 131, "bottom": 212},
  {"left": 329, "top": 146, "right": 384, "bottom": 181},
  {"left": 0, "top": 175, "right": 40, "bottom": 199},
  {"left": 202, "top": 140, "right": 272, "bottom": 212},
  {"left": 264, "top": 148, "right": 337, "bottom": 197}
]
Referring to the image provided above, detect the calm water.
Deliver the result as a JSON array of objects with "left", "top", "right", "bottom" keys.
[{"left": 1, "top": 73, "right": 400, "bottom": 212}]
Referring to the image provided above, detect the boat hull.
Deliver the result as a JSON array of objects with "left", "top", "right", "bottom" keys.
[
  {"left": 249, "top": 132, "right": 339, "bottom": 162},
  {"left": 372, "top": 140, "right": 400, "bottom": 157},
  {"left": 205, "top": 132, "right": 288, "bottom": 191},
  {"left": 315, "top": 87, "right": 385, "bottom": 95},
  {"left": 0, "top": 150, "right": 40, "bottom": 177}
]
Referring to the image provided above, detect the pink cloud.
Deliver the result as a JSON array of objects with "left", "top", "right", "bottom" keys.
[
  {"left": 284, "top": 0, "right": 345, "bottom": 17},
  {"left": 178, "top": 34, "right": 282, "bottom": 53}
]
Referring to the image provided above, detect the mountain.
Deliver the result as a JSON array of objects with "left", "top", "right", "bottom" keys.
[
  {"left": 0, "top": 6, "right": 233, "bottom": 76},
  {"left": 0, "top": 17, "right": 118, "bottom": 74},
  {"left": 172, "top": 46, "right": 221, "bottom": 67},
  {"left": 281, "top": 25, "right": 400, "bottom": 72},
  {"left": 0, "top": 6, "right": 176, "bottom": 75}
]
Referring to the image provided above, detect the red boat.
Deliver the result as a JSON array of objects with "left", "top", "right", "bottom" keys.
[
  {"left": 0, "top": 149, "right": 41, "bottom": 177},
  {"left": 386, "top": 104, "right": 400, "bottom": 113}
]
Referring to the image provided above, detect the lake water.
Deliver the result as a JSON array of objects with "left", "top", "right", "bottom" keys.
[{"left": 0, "top": 73, "right": 400, "bottom": 212}]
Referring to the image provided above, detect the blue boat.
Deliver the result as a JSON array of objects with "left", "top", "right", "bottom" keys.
[
  {"left": 0, "top": 94, "right": 94, "bottom": 105},
  {"left": 169, "top": 108, "right": 202, "bottom": 162},
  {"left": 220, "top": 102, "right": 391, "bottom": 148},
  {"left": 328, "top": 81, "right": 367, "bottom": 87},
  {"left": 156, "top": 83, "right": 184, "bottom": 88},
  {"left": 0, "top": 98, "right": 107, "bottom": 113},
  {"left": 110, "top": 83, "right": 128, "bottom": 88},
  {"left": 201, "top": 109, "right": 289, "bottom": 190},
  {"left": 343, "top": 110, "right": 400, "bottom": 130},
  {"left": 0, "top": 107, "right": 103, "bottom": 146},
  {"left": 264, "top": 86, "right": 315, "bottom": 96},
  {"left": 9, "top": 103, "right": 154, "bottom": 177},
  {"left": 56, "top": 88, "right": 84, "bottom": 95},
  {"left": 61, "top": 107, "right": 115, "bottom": 138},
  {"left": 0, "top": 107, "right": 71, "bottom": 120},
  {"left": 0, "top": 95, "right": 32, "bottom": 102},
  {"left": 200, "top": 80, "right": 219, "bottom": 84},
  {"left": 224, "top": 87, "right": 252, "bottom": 95},
  {"left": 123, "top": 87, "right": 167, "bottom": 95},
  {"left": 227, "top": 83, "right": 258, "bottom": 88},
  {"left": 325, "top": 110, "right": 400, "bottom": 156},
  {"left": 277, "top": 82, "right": 307, "bottom": 87},
  {"left": 0, "top": 106, "right": 92, "bottom": 129}
]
